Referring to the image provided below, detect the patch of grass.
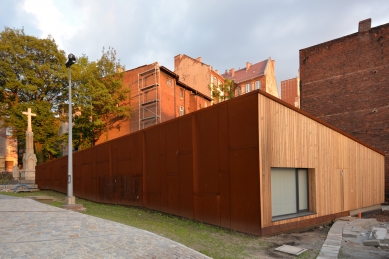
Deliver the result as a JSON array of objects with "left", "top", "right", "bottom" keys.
[{"left": 1, "top": 190, "right": 268, "bottom": 258}]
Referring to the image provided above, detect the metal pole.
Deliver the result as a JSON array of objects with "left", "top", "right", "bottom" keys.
[{"left": 67, "top": 67, "right": 74, "bottom": 202}]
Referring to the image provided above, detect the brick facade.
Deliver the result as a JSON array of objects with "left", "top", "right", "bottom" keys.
[
  {"left": 281, "top": 77, "right": 300, "bottom": 108},
  {"left": 299, "top": 19, "right": 389, "bottom": 198},
  {"left": 222, "top": 58, "right": 279, "bottom": 98},
  {"left": 174, "top": 54, "right": 224, "bottom": 103},
  {"left": 97, "top": 64, "right": 211, "bottom": 144},
  {"left": 0, "top": 122, "right": 18, "bottom": 171}
]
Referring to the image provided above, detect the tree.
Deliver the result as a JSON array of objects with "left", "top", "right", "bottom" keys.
[
  {"left": 0, "top": 27, "right": 67, "bottom": 163},
  {"left": 208, "top": 78, "right": 235, "bottom": 103},
  {"left": 71, "top": 47, "right": 132, "bottom": 148}
]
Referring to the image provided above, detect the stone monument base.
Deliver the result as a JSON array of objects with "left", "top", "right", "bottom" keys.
[
  {"left": 21, "top": 170, "right": 35, "bottom": 182},
  {"left": 65, "top": 196, "right": 76, "bottom": 204}
]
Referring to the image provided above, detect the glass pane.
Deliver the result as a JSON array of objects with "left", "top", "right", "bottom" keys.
[
  {"left": 271, "top": 168, "right": 297, "bottom": 217},
  {"left": 298, "top": 169, "right": 308, "bottom": 211}
]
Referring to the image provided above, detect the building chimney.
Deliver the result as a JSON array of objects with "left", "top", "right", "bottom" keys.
[
  {"left": 246, "top": 62, "right": 251, "bottom": 71},
  {"left": 230, "top": 68, "right": 235, "bottom": 77},
  {"left": 359, "top": 18, "right": 371, "bottom": 32},
  {"left": 196, "top": 57, "right": 202, "bottom": 62},
  {"left": 174, "top": 54, "right": 183, "bottom": 71}
]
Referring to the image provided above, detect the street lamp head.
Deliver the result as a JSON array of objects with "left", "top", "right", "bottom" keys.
[{"left": 65, "top": 53, "right": 76, "bottom": 68}]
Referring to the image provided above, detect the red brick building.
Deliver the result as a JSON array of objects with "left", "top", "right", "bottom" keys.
[
  {"left": 0, "top": 123, "right": 17, "bottom": 171},
  {"left": 299, "top": 19, "right": 389, "bottom": 198},
  {"left": 281, "top": 77, "right": 300, "bottom": 108},
  {"left": 221, "top": 58, "right": 279, "bottom": 98},
  {"left": 97, "top": 63, "right": 212, "bottom": 144},
  {"left": 174, "top": 54, "right": 224, "bottom": 102}
]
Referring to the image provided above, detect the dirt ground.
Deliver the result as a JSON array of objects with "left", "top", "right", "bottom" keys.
[
  {"left": 248, "top": 225, "right": 332, "bottom": 258},
  {"left": 368, "top": 210, "right": 389, "bottom": 222},
  {"left": 253, "top": 210, "right": 389, "bottom": 259}
]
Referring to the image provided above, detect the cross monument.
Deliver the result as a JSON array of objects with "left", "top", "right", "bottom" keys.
[{"left": 21, "top": 108, "right": 37, "bottom": 182}]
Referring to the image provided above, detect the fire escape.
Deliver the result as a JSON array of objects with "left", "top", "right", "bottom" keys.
[{"left": 138, "top": 66, "right": 160, "bottom": 130}]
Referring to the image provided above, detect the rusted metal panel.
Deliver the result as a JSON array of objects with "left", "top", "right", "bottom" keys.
[
  {"left": 228, "top": 94, "right": 258, "bottom": 149},
  {"left": 179, "top": 153, "right": 194, "bottom": 219},
  {"left": 229, "top": 147, "right": 260, "bottom": 235},
  {"left": 220, "top": 173, "right": 231, "bottom": 229},
  {"left": 194, "top": 194, "right": 221, "bottom": 226},
  {"left": 218, "top": 104, "right": 229, "bottom": 173},
  {"left": 179, "top": 116, "right": 192, "bottom": 154},
  {"left": 194, "top": 109, "right": 220, "bottom": 195},
  {"left": 159, "top": 155, "right": 168, "bottom": 213},
  {"left": 166, "top": 175, "right": 180, "bottom": 215},
  {"left": 144, "top": 127, "right": 161, "bottom": 195},
  {"left": 166, "top": 121, "right": 179, "bottom": 175}
]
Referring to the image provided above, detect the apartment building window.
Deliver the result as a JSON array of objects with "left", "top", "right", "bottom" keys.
[
  {"left": 205, "top": 102, "right": 207, "bottom": 108},
  {"left": 180, "top": 88, "right": 184, "bottom": 99},
  {"left": 255, "top": 81, "right": 260, "bottom": 90},
  {"left": 167, "top": 78, "right": 172, "bottom": 87},
  {"left": 271, "top": 168, "right": 309, "bottom": 220},
  {"left": 246, "top": 84, "right": 250, "bottom": 93},
  {"left": 179, "top": 106, "right": 185, "bottom": 116}
]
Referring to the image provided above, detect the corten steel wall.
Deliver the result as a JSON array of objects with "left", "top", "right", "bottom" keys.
[
  {"left": 299, "top": 21, "right": 389, "bottom": 198},
  {"left": 36, "top": 92, "right": 261, "bottom": 235},
  {"left": 36, "top": 90, "right": 384, "bottom": 235}
]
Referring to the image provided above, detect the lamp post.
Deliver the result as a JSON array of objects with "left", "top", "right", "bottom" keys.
[{"left": 65, "top": 53, "right": 76, "bottom": 205}]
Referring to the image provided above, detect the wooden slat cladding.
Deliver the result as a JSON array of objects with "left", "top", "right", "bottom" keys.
[{"left": 258, "top": 93, "right": 385, "bottom": 229}]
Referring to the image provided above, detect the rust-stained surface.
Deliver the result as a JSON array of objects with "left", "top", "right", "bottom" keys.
[{"left": 36, "top": 90, "right": 384, "bottom": 236}]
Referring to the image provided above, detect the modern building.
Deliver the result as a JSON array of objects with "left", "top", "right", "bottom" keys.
[
  {"left": 221, "top": 58, "right": 279, "bottom": 98},
  {"left": 281, "top": 77, "right": 300, "bottom": 108},
  {"left": 174, "top": 54, "right": 224, "bottom": 103},
  {"left": 37, "top": 89, "right": 384, "bottom": 236},
  {"left": 96, "top": 63, "right": 212, "bottom": 144},
  {"left": 299, "top": 18, "right": 389, "bottom": 198}
]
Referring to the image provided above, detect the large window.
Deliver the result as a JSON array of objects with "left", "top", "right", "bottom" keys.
[
  {"left": 271, "top": 168, "right": 309, "bottom": 220},
  {"left": 179, "top": 106, "right": 185, "bottom": 116}
]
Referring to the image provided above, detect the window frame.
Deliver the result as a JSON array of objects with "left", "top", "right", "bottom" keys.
[
  {"left": 255, "top": 81, "right": 260, "bottom": 90},
  {"left": 180, "top": 88, "right": 184, "bottom": 99},
  {"left": 179, "top": 106, "right": 185, "bottom": 116},
  {"left": 167, "top": 77, "right": 172, "bottom": 87},
  {"left": 246, "top": 83, "right": 250, "bottom": 93},
  {"left": 271, "top": 167, "right": 313, "bottom": 221}
]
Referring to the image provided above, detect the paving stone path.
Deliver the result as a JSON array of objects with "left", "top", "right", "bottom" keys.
[
  {"left": 317, "top": 206, "right": 389, "bottom": 259},
  {"left": 0, "top": 195, "right": 209, "bottom": 259}
]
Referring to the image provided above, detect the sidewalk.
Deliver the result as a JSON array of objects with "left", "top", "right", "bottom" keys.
[{"left": 0, "top": 195, "right": 209, "bottom": 259}]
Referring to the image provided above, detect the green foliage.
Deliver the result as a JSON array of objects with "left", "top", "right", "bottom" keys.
[
  {"left": 71, "top": 47, "right": 131, "bottom": 148},
  {"left": 0, "top": 27, "right": 131, "bottom": 159},
  {"left": 208, "top": 78, "right": 235, "bottom": 103},
  {"left": 0, "top": 28, "right": 67, "bottom": 163}
]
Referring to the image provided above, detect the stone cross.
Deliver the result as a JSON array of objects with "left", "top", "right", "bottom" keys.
[{"left": 22, "top": 108, "right": 36, "bottom": 132}]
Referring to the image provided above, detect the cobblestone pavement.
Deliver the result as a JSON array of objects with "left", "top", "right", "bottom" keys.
[{"left": 0, "top": 195, "right": 209, "bottom": 259}]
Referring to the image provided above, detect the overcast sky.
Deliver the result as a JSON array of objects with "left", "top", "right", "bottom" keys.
[{"left": 1, "top": 0, "right": 389, "bottom": 91}]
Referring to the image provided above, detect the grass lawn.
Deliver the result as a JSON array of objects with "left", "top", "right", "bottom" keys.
[{"left": 1, "top": 190, "right": 266, "bottom": 258}]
